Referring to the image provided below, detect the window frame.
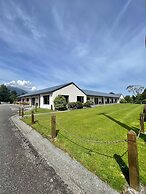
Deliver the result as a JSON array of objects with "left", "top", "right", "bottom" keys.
[
  {"left": 43, "top": 95, "right": 50, "bottom": 105},
  {"left": 77, "top": 96, "right": 84, "bottom": 103}
]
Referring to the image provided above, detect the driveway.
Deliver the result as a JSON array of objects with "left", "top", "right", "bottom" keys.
[{"left": 0, "top": 104, "right": 72, "bottom": 194}]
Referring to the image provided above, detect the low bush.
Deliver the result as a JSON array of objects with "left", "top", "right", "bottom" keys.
[
  {"left": 142, "top": 99, "right": 146, "bottom": 104},
  {"left": 83, "top": 100, "right": 94, "bottom": 108},
  {"left": 76, "top": 101, "right": 83, "bottom": 109},
  {"left": 120, "top": 99, "right": 127, "bottom": 103},
  {"left": 68, "top": 101, "right": 83, "bottom": 109},
  {"left": 68, "top": 102, "right": 77, "bottom": 109}
]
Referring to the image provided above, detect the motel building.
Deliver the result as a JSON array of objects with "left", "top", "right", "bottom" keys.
[{"left": 19, "top": 82, "right": 124, "bottom": 110}]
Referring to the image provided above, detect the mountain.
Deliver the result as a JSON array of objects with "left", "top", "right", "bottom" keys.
[{"left": 7, "top": 86, "right": 27, "bottom": 95}]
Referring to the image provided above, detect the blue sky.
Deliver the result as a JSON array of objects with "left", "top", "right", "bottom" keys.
[{"left": 0, "top": 0, "right": 145, "bottom": 94}]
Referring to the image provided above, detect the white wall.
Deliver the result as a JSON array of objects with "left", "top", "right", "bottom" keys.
[
  {"left": 39, "top": 83, "right": 86, "bottom": 109},
  {"left": 40, "top": 93, "right": 53, "bottom": 109},
  {"left": 52, "top": 83, "right": 86, "bottom": 109},
  {"left": 21, "top": 96, "right": 39, "bottom": 106},
  {"left": 20, "top": 83, "right": 122, "bottom": 109},
  {"left": 117, "top": 95, "right": 124, "bottom": 103}
]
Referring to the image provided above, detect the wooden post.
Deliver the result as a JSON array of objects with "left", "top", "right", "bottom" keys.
[
  {"left": 143, "top": 105, "right": 146, "bottom": 121},
  {"left": 19, "top": 107, "right": 21, "bottom": 116},
  {"left": 35, "top": 104, "right": 37, "bottom": 112},
  {"left": 51, "top": 115, "right": 56, "bottom": 139},
  {"left": 127, "top": 130, "right": 139, "bottom": 191},
  {"left": 21, "top": 107, "right": 24, "bottom": 117},
  {"left": 140, "top": 113, "right": 144, "bottom": 133},
  {"left": 31, "top": 110, "right": 34, "bottom": 124}
]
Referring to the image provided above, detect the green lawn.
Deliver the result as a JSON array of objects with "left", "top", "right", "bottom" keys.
[
  {"left": 24, "top": 107, "right": 53, "bottom": 115},
  {"left": 22, "top": 104, "right": 146, "bottom": 191}
]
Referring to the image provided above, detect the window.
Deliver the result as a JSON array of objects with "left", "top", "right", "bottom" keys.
[
  {"left": 26, "top": 98, "right": 29, "bottom": 102},
  {"left": 63, "top": 95, "right": 69, "bottom": 103},
  {"left": 77, "top": 96, "right": 84, "bottom": 103},
  {"left": 87, "top": 97, "right": 90, "bottom": 101},
  {"left": 43, "top": 95, "right": 50, "bottom": 104},
  {"left": 94, "top": 97, "right": 98, "bottom": 104},
  {"left": 32, "top": 98, "right": 35, "bottom": 106}
]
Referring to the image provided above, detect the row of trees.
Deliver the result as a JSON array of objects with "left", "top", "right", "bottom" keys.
[{"left": 0, "top": 85, "right": 17, "bottom": 103}]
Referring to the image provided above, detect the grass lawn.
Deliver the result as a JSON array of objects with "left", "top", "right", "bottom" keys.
[
  {"left": 22, "top": 104, "right": 146, "bottom": 191},
  {"left": 24, "top": 107, "right": 54, "bottom": 115}
]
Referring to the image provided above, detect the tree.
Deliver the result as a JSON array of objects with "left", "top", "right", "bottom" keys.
[
  {"left": 0, "top": 84, "right": 10, "bottom": 102},
  {"left": 126, "top": 85, "right": 145, "bottom": 97},
  {"left": 134, "top": 94, "right": 143, "bottom": 104},
  {"left": 53, "top": 95, "right": 67, "bottom": 111},
  {"left": 9, "top": 91, "right": 17, "bottom": 103},
  {"left": 141, "top": 88, "right": 146, "bottom": 100},
  {"left": 124, "top": 95, "right": 132, "bottom": 103},
  {"left": 0, "top": 85, "right": 17, "bottom": 103}
]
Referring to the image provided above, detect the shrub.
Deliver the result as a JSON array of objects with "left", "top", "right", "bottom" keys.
[
  {"left": 142, "top": 99, "right": 146, "bottom": 104},
  {"left": 68, "top": 101, "right": 83, "bottom": 109},
  {"left": 68, "top": 102, "right": 77, "bottom": 109},
  {"left": 120, "top": 99, "right": 127, "bottom": 103},
  {"left": 76, "top": 101, "right": 83, "bottom": 109},
  {"left": 54, "top": 95, "right": 67, "bottom": 111},
  {"left": 83, "top": 100, "right": 94, "bottom": 108}
]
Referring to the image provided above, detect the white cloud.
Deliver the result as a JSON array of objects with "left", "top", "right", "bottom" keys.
[{"left": 5, "top": 80, "right": 37, "bottom": 91}]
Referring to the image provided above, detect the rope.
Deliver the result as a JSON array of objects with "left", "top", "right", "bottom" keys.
[
  {"left": 137, "top": 128, "right": 141, "bottom": 139},
  {"left": 56, "top": 121, "right": 127, "bottom": 144}
]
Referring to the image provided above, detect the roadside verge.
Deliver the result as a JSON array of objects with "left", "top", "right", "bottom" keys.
[{"left": 11, "top": 115, "right": 119, "bottom": 194}]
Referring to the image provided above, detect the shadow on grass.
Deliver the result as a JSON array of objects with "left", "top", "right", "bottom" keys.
[
  {"left": 59, "top": 131, "right": 131, "bottom": 185},
  {"left": 114, "top": 154, "right": 129, "bottom": 184},
  {"left": 98, "top": 113, "right": 146, "bottom": 142}
]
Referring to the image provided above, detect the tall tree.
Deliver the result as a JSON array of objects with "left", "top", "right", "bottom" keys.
[
  {"left": 141, "top": 88, "right": 146, "bottom": 100},
  {"left": 124, "top": 95, "right": 132, "bottom": 103},
  {"left": 126, "top": 85, "right": 145, "bottom": 97},
  {"left": 0, "top": 84, "right": 10, "bottom": 102},
  {"left": 9, "top": 90, "right": 17, "bottom": 103}
]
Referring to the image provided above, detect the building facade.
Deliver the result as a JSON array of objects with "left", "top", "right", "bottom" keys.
[{"left": 19, "top": 82, "right": 123, "bottom": 109}]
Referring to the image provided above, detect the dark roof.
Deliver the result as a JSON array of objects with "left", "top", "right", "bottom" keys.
[
  {"left": 19, "top": 82, "right": 74, "bottom": 97},
  {"left": 83, "top": 89, "right": 120, "bottom": 98},
  {"left": 19, "top": 82, "right": 121, "bottom": 98}
]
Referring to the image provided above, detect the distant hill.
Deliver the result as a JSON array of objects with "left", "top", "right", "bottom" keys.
[{"left": 7, "top": 86, "right": 27, "bottom": 95}]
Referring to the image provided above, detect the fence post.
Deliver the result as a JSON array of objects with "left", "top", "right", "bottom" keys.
[
  {"left": 35, "top": 104, "right": 38, "bottom": 112},
  {"left": 127, "top": 130, "right": 139, "bottom": 191},
  {"left": 19, "top": 107, "right": 21, "bottom": 116},
  {"left": 21, "top": 107, "right": 24, "bottom": 117},
  {"left": 31, "top": 110, "right": 34, "bottom": 124},
  {"left": 143, "top": 105, "right": 146, "bottom": 121},
  {"left": 140, "top": 113, "right": 144, "bottom": 133},
  {"left": 51, "top": 115, "right": 56, "bottom": 139}
]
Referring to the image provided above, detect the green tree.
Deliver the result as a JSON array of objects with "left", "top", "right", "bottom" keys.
[
  {"left": 54, "top": 95, "right": 67, "bottom": 111},
  {"left": 124, "top": 95, "right": 132, "bottom": 103},
  {"left": 126, "top": 85, "right": 144, "bottom": 96},
  {"left": 141, "top": 88, "right": 146, "bottom": 100},
  {"left": 9, "top": 91, "right": 17, "bottom": 103},
  {"left": 134, "top": 94, "right": 142, "bottom": 104},
  {"left": 0, "top": 84, "right": 10, "bottom": 102}
]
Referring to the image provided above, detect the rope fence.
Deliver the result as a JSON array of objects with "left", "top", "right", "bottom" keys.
[
  {"left": 18, "top": 105, "right": 146, "bottom": 191},
  {"left": 49, "top": 112, "right": 146, "bottom": 191},
  {"left": 56, "top": 122, "right": 127, "bottom": 144}
]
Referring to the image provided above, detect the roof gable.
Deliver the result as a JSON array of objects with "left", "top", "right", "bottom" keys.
[{"left": 19, "top": 82, "right": 86, "bottom": 97}]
